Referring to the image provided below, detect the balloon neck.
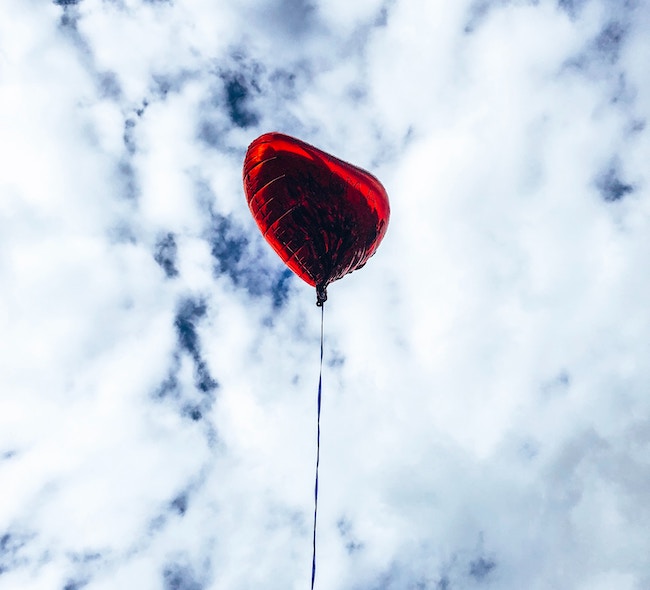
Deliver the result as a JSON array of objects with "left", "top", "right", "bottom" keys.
[{"left": 316, "top": 284, "right": 328, "bottom": 307}]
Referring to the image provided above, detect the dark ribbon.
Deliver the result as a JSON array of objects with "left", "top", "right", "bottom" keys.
[{"left": 311, "top": 303, "right": 324, "bottom": 590}]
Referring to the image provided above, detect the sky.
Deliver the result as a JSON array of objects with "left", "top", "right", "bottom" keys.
[{"left": 1, "top": 0, "right": 650, "bottom": 588}]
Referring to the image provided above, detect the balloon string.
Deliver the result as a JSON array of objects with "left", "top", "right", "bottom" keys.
[{"left": 311, "top": 302, "right": 324, "bottom": 590}]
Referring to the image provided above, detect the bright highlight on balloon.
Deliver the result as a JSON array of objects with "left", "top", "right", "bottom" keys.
[{"left": 243, "top": 132, "right": 390, "bottom": 305}]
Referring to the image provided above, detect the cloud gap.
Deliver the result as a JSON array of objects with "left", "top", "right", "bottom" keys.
[
  {"left": 464, "top": 0, "right": 540, "bottom": 34},
  {"left": 0, "top": 532, "right": 32, "bottom": 575},
  {"left": 154, "top": 232, "right": 180, "bottom": 278},
  {"left": 174, "top": 299, "right": 219, "bottom": 401},
  {"left": 566, "top": 18, "right": 630, "bottom": 76},
  {"left": 468, "top": 556, "right": 497, "bottom": 580},
  {"left": 114, "top": 103, "right": 152, "bottom": 201},
  {"left": 162, "top": 560, "right": 205, "bottom": 590},
  {"left": 1, "top": 450, "right": 17, "bottom": 461},
  {"left": 62, "top": 579, "right": 89, "bottom": 590},
  {"left": 464, "top": 0, "right": 492, "bottom": 34},
  {"left": 596, "top": 162, "right": 635, "bottom": 202},
  {"left": 557, "top": 0, "right": 588, "bottom": 19},
  {"left": 594, "top": 21, "right": 628, "bottom": 64},
  {"left": 60, "top": 551, "right": 109, "bottom": 589},
  {"left": 337, "top": 517, "right": 364, "bottom": 554},
  {"left": 170, "top": 492, "right": 188, "bottom": 516},
  {"left": 151, "top": 71, "right": 198, "bottom": 101},
  {"left": 148, "top": 297, "right": 220, "bottom": 423},
  {"left": 123, "top": 118, "right": 138, "bottom": 156},
  {"left": 68, "top": 551, "right": 104, "bottom": 564},
  {"left": 54, "top": 0, "right": 82, "bottom": 7},
  {"left": 175, "top": 298, "right": 207, "bottom": 359},
  {"left": 155, "top": 362, "right": 180, "bottom": 400},
  {"left": 259, "top": 0, "right": 317, "bottom": 38},
  {"left": 222, "top": 72, "right": 260, "bottom": 129},
  {"left": 203, "top": 198, "right": 294, "bottom": 307},
  {"left": 116, "top": 159, "right": 140, "bottom": 200},
  {"left": 97, "top": 71, "right": 122, "bottom": 100}
]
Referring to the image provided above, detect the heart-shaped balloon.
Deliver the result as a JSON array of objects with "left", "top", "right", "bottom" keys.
[{"left": 243, "top": 132, "right": 390, "bottom": 305}]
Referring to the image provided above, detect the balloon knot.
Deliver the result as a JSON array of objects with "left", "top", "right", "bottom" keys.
[{"left": 316, "top": 284, "right": 328, "bottom": 307}]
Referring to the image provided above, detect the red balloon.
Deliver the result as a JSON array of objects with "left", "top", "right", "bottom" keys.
[{"left": 243, "top": 132, "right": 390, "bottom": 305}]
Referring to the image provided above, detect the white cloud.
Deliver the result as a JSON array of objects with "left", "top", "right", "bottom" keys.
[{"left": 2, "top": 0, "right": 650, "bottom": 588}]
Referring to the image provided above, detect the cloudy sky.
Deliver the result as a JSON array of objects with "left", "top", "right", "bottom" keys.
[{"left": 2, "top": 0, "right": 650, "bottom": 588}]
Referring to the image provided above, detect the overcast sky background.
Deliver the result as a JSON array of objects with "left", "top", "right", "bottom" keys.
[{"left": 2, "top": 0, "right": 650, "bottom": 588}]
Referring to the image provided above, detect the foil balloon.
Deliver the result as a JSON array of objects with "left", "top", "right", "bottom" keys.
[{"left": 243, "top": 132, "right": 390, "bottom": 305}]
